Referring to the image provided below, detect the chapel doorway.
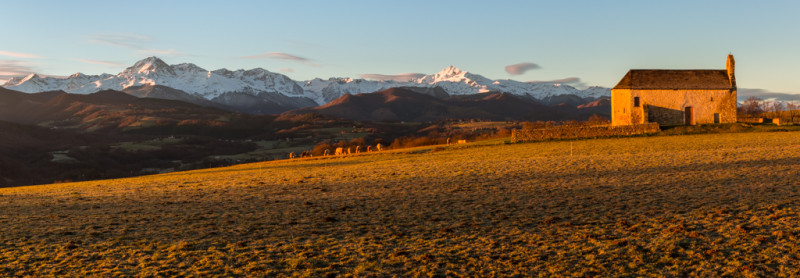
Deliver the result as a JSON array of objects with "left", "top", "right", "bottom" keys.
[{"left": 685, "top": 107, "right": 695, "bottom": 125}]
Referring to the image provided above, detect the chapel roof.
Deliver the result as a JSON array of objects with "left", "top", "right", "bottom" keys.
[{"left": 613, "top": 69, "right": 734, "bottom": 90}]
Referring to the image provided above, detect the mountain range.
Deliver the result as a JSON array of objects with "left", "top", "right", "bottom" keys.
[
  {"left": 0, "top": 58, "right": 612, "bottom": 186},
  {"left": 2, "top": 57, "right": 610, "bottom": 115},
  {"left": 292, "top": 87, "right": 609, "bottom": 122}
]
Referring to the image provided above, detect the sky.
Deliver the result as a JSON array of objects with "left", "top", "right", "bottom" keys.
[{"left": 1, "top": 0, "right": 799, "bottom": 98}]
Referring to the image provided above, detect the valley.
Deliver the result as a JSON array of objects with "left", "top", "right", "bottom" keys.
[
  {"left": 0, "top": 57, "right": 615, "bottom": 188},
  {"left": 0, "top": 69, "right": 608, "bottom": 187}
]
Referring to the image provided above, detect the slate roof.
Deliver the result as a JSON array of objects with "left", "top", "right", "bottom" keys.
[{"left": 613, "top": 70, "right": 734, "bottom": 90}]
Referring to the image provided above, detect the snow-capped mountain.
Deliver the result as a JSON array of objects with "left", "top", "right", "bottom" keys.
[
  {"left": 297, "top": 65, "right": 609, "bottom": 105},
  {"left": 3, "top": 57, "right": 317, "bottom": 114},
  {"left": 298, "top": 78, "right": 409, "bottom": 104},
  {"left": 4, "top": 57, "right": 306, "bottom": 99},
  {"left": 415, "top": 65, "right": 495, "bottom": 92},
  {"left": 2, "top": 57, "right": 610, "bottom": 113}
]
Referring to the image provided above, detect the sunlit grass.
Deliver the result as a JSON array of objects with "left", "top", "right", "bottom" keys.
[{"left": 2, "top": 131, "right": 800, "bottom": 276}]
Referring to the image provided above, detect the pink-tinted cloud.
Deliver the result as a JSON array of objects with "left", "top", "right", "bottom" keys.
[
  {"left": 77, "top": 59, "right": 123, "bottom": 67},
  {"left": 505, "top": 62, "right": 541, "bottom": 75},
  {"left": 0, "top": 50, "right": 42, "bottom": 59},
  {"left": 528, "top": 77, "right": 581, "bottom": 84},
  {"left": 0, "top": 60, "right": 36, "bottom": 84},
  {"left": 360, "top": 73, "right": 425, "bottom": 82},
  {"left": 280, "top": 68, "right": 295, "bottom": 73}
]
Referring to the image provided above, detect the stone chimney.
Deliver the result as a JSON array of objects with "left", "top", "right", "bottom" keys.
[{"left": 726, "top": 54, "right": 736, "bottom": 88}]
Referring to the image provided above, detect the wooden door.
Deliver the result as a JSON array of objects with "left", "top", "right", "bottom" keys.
[{"left": 685, "top": 107, "right": 695, "bottom": 125}]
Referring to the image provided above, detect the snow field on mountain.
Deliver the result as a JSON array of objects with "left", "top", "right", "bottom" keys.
[{"left": 4, "top": 57, "right": 609, "bottom": 106}]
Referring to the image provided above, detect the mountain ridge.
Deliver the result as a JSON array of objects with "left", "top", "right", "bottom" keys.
[
  {"left": 288, "top": 87, "right": 610, "bottom": 122},
  {"left": 3, "top": 57, "right": 610, "bottom": 114}
]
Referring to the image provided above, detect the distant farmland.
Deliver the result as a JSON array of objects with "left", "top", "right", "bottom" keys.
[{"left": 2, "top": 131, "right": 800, "bottom": 276}]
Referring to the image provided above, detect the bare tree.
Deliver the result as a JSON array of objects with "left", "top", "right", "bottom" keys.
[
  {"left": 787, "top": 101, "right": 799, "bottom": 124},
  {"left": 587, "top": 114, "right": 609, "bottom": 126},
  {"left": 742, "top": 96, "right": 763, "bottom": 118},
  {"left": 771, "top": 101, "right": 785, "bottom": 120},
  {"left": 760, "top": 100, "right": 773, "bottom": 119}
]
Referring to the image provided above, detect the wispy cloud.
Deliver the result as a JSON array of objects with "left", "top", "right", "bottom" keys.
[
  {"left": 280, "top": 68, "right": 294, "bottom": 73},
  {"left": 738, "top": 88, "right": 800, "bottom": 102},
  {"left": 88, "top": 33, "right": 152, "bottom": 49},
  {"left": 0, "top": 60, "right": 36, "bottom": 84},
  {"left": 527, "top": 77, "right": 588, "bottom": 88},
  {"left": 528, "top": 77, "right": 581, "bottom": 84},
  {"left": 77, "top": 59, "right": 123, "bottom": 67},
  {"left": 0, "top": 50, "right": 42, "bottom": 59},
  {"left": 360, "top": 73, "right": 426, "bottom": 82},
  {"left": 241, "top": 52, "right": 320, "bottom": 66},
  {"left": 88, "top": 33, "right": 189, "bottom": 57},
  {"left": 136, "top": 48, "right": 189, "bottom": 57},
  {"left": 243, "top": 52, "right": 309, "bottom": 62},
  {"left": 505, "top": 62, "right": 541, "bottom": 75}
]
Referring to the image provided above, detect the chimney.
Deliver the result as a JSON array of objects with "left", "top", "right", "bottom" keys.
[{"left": 726, "top": 54, "right": 736, "bottom": 88}]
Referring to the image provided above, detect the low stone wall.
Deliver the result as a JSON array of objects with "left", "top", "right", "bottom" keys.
[
  {"left": 511, "top": 123, "right": 661, "bottom": 143},
  {"left": 739, "top": 117, "right": 781, "bottom": 125},
  {"left": 738, "top": 117, "right": 764, "bottom": 124}
]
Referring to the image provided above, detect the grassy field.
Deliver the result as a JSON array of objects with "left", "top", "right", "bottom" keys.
[{"left": 2, "top": 131, "right": 800, "bottom": 276}]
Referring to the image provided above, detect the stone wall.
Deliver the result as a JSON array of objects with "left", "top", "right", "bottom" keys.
[
  {"left": 612, "top": 89, "right": 737, "bottom": 126},
  {"left": 740, "top": 117, "right": 781, "bottom": 125},
  {"left": 511, "top": 123, "right": 661, "bottom": 143},
  {"left": 738, "top": 117, "right": 764, "bottom": 124},
  {"left": 611, "top": 89, "right": 633, "bottom": 125}
]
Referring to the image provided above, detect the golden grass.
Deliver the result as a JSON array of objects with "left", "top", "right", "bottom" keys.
[{"left": 2, "top": 131, "right": 800, "bottom": 276}]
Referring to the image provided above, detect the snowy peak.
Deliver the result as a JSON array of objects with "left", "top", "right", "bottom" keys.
[
  {"left": 134, "top": 56, "right": 167, "bottom": 68},
  {"left": 4, "top": 73, "right": 41, "bottom": 86},
  {"left": 415, "top": 65, "right": 492, "bottom": 85},
  {"left": 439, "top": 65, "right": 465, "bottom": 77},
  {"left": 418, "top": 65, "right": 468, "bottom": 83},
  {"left": 20, "top": 73, "right": 42, "bottom": 84},
  {"left": 211, "top": 68, "right": 234, "bottom": 77},
  {"left": 243, "top": 68, "right": 271, "bottom": 77},
  {"left": 172, "top": 63, "right": 207, "bottom": 74},
  {"left": 123, "top": 56, "right": 174, "bottom": 75}
]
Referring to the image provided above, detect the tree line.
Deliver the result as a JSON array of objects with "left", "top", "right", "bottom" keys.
[{"left": 739, "top": 96, "right": 800, "bottom": 123}]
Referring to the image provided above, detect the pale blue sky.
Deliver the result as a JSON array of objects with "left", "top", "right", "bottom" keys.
[{"left": 1, "top": 0, "right": 798, "bottom": 95}]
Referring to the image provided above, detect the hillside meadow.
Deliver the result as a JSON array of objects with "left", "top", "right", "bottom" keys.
[{"left": 2, "top": 131, "right": 800, "bottom": 276}]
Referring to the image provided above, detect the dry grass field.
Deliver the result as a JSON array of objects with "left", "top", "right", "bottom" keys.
[{"left": 2, "top": 131, "right": 800, "bottom": 276}]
